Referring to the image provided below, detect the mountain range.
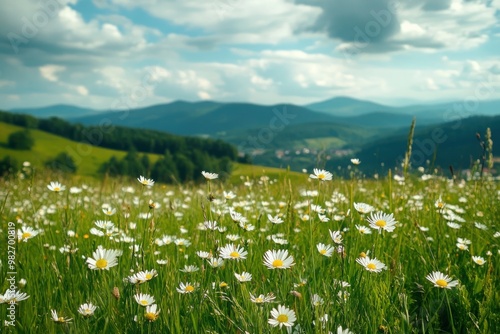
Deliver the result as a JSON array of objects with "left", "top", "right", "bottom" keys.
[{"left": 7, "top": 96, "right": 500, "bottom": 173}]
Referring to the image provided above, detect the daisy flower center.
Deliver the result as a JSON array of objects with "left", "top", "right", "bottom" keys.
[
  {"left": 320, "top": 249, "right": 327, "bottom": 255},
  {"left": 367, "top": 263, "right": 376, "bottom": 270},
  {"left": 95, "top": 259, "right": 108, "bottom": 269},
  {"left": 272, "top": 259, "right": 283, "bottom": 268},
  {"left": 145, "top": 274, "right": 152, "bottom": 279},
  {"left": 317, "top": 174, "right": 325, "bottom": 180},
  {"left": 375, "top": 220, "right": 386, "bottom": 227},
  {"left": 140, "top": 300, "right": 148, "bottom": 305},
  {"left": 255, "top": 297, "right": 263, "bottom": 303},
  {"left": 22, "top": 232, "right": 32, "bottom": 239},
  {"left": 476, "top": 259, "right": 484, "bottom": 264},
  {"left": 436, "top": 279, "right": 448, "bottom": 287},
  {"left": 185, "top": 285, "right": 195, "bottom": 292},
  {"left": 145, "top": 312, "right": 157, "bottom": 321},
  {"left": 54, "top": 187, "right": 60, "bottom": 191},
  {"left": 277, "top": 314, "right": 289, "bottom": 323},
  {"left": 230, "top": 251, "right": 240, "bottom": 258}
]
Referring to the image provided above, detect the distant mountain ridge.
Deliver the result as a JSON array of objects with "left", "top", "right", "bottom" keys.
[
  {"left": 4, "top": 96, "right": 500, "bottom": 174},
  {"left": 305, "top": 96, "right": 396, "bottom": 116}
]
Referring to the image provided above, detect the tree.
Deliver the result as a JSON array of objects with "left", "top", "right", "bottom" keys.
[
  {"left": 8, "top": 130, "right": 35, "bottom": 150},
  {"left": 151, "top": 151, "right": 178, "bottom": 183},
  {"left": 99, "top": 156, "right": 122, "bottom": 176},
  {"left": 45, "top": 152, "right": 77, "bottom": 173},
  {"left": 0, "top": 156, "right": 18, "bottom": 176}
]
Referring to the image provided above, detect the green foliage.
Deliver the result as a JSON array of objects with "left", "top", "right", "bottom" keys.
[
  {"left": 101, "top": 148, "right": 234, "bottom": 183},
  {"left": 0, "top": 155, "right": 18, "bottom": 176},
  {"left": 0, "top": 170, "right": 499, "bottom": 333},
  {"left": 0, "top": 121, "right": 162, "bottom": 177},
  {"left": 7, "top": 129, "right": 35, "bottom": 150},
  {"left": 45, "top": 152, "right": 78, "bottom": 174}
]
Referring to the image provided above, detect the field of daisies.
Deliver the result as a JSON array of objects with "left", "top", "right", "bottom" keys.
[{"left": 1, "top": 166, "right": 499, "bottom": 333}]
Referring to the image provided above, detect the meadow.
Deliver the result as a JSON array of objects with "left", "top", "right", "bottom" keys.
[{"left": 0, "top": 165, "right": 499, "bottom": 333}]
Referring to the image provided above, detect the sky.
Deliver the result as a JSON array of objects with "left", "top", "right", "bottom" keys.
[{"left": 0, "top": 0, "right": 499, "bottom": 110}]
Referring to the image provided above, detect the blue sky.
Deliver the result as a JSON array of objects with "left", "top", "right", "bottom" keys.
[{"left": 0, "top": 0, "right": 499, "bottom": 110}]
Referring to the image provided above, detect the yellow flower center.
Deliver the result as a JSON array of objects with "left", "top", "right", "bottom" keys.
[
  {"left": 145, "top": 312, "right": 157, "bottom": 321},
  {"left": 317, "top": 174, "right": 325, "bottom": 180},
  {"left": 145, "top": 273, "right": 152, "bottom": 280},
  {"left": 436, "top": 279, "right": 448, "bottom": 287},
  {"left": 320, "top": 249, "right": 327, "bottom": 255},
  {"left": 437, "top": 203, "right": 444, "bottom": 208},
  {"left": 185, "top": 285, "right": 195, "bottom": 292},
  {"left": 54, "top": 187, "right": 60, "bottom": 192},
  {"left": 277, "top": 314, "right": 289, "bottom": 323},
  {"left": 375, "top": 220, "right": 386, "bottom": 227},
  {"left": 230, "top": 251, "right": 240, "bottom": 258},
  {"left": 140, "top": 300, "right": 148, "bottom": 305},
  {"left": 272, "top": 259, "right": 283, "bottom": 268},
  {"left": 219, "top": 282, "right": 228, "bottom": 288},
  {"left": 255, "top": 297, "right": 264, "bottom": 303},
  {"left": 367, "top": 263, "right": 376, "bottom": 270},
  {"left": 95, "top": 259, "right": 108, "bottom": 269},
  {"left": 22, "top": 232, "right": 32, "bottom": 239},
  {"left": 58, "top": 317, "right": 64, "bottom": 322},
  {"left": 476, "top": 259, "right": 484, "bottom": 265}
]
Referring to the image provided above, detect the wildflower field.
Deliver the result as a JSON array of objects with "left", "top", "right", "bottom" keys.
[{"left": 1, "top": 167, "right": 499, "bottom": 333}]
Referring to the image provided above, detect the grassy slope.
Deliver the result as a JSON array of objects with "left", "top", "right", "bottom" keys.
[
  {"left": 1, "top": 122, "right": 305, "bottom": 181},
  {"left": 230, "top": 163, "right": 307, "bottom": 184},
  {"left": 0, "top": 122, "right": 162, "bottom": 176}
]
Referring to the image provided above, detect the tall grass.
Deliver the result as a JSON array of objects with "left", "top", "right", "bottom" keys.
[{"left": 0, "top": 166, "right": 499, "bottom": 333}]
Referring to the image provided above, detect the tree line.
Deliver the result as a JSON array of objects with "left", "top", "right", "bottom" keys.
[
  {"left": 0, "top": 110, "right": 241, "bottom": 181},
  {"left": 0, "top": 110, "right": 238, "bottom": 160}
]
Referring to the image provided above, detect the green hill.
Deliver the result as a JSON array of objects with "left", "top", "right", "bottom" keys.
[
  {"left": 0, "top": 122, "right": 161, "bottom": 176},
  {"left": 349, "top": 115, "right": 500, "bottom": 174}
]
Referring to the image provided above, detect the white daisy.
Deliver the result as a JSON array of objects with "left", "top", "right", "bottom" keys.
[
  {"left": 134, "top": 293, "right": 155, "bottom": 306},
  {"left": 78, "top": 303, "right": 97, "bottom": 317},
  {"left": 316, "top": 243, "right": 335, "bottom": 257},
  {"left": 268, "top": 305, "right": 296, "bottom": 328},
  {"left": 309, "top": 168, "right": 333, "bottom": 181},
  {"left": 354, "top": 202, "right": 374, "bottom": 214},
  {"left": 329, "top": 230, "right": 343, "bottom": 244},
  {"left": 137, "top": 175, "right": 154, "bottom": 187},
  {"left": 472, "top": 256, "right": 486, "bottom": 266},
  {"left": 47, "top": 181, "right": 65, "bottom": 192},
  {"left": 219, "top": 244, "right": 248, "bottom": 260},
  {"left": 234, "top": 271, "right": 252, "bottom": 282},
  {"left": 356, "top": 256, "right": 387, "bottom": 273},
  {"left": 366, "top": 211, "right": 397, "bottom": 233},
  {"left": 144, "top": 304, "right": 160, "bottom": 322},
  {"left": 201, "top": 171, "right": 218, "bottom": 180},
  {"left": 263, "top": 250, "right": 295, "bottom": 270},
  {"left": 86, "top": 246, "right": 122, "bottom": 270},
  {"left": 426, "top": 271, "right": 459, "bottom": 289}
]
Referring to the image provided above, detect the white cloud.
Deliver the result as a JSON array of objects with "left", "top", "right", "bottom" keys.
[
  {"left": 95, "top": 0, "right": 322, "bottom": 46},
  {"left": 76, "top": 85, "right": 89, "bottom": 96},
  {"left": 333, "top": 0, "right": 497, "bottom": 54},
  {"left": 39, "top": 64, "right": 66, "bottom": 81}
]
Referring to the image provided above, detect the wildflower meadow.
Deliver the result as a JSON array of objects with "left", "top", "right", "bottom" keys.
[{"left": 1, "top": 166, "right": 499, "bottom": 333}]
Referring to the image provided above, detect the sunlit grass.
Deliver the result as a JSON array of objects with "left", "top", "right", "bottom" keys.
[
  {"left": 0, "top": 167, "right": 499, "bottom": 333},
  {"left": 0, "top": 122, "right": 161, "bottom": 176}
]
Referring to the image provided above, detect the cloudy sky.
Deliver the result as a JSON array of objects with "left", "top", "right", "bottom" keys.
[{"left": 0, "top": 0, "right": 499, "bottom": 110}]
